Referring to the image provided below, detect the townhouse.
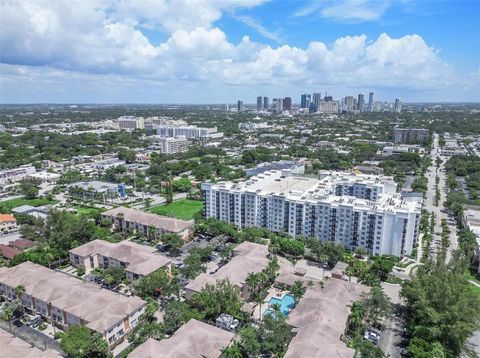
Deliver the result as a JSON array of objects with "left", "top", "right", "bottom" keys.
[
  {"left": 0, "top": 262, "right": 146, "bottom": 348},
  {"left": 185, "top": 241, "right": 270, "bottom": 300},
  {"left": 101, "top": 206, "right": 193, "bottom": 241},
  {"left": 69, "top": 240, "right": 171, "bottom": 281}
]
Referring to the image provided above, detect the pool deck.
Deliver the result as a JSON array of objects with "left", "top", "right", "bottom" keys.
[{"left": 252, "top": 287, "right": 290, "bottom": 320}]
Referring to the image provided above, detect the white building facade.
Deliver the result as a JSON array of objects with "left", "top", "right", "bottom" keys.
[{"left": 202, "top": 170, "right": 421, "bottom": 257}]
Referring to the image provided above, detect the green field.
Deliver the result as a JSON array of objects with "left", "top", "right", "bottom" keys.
[
  {"left": 150, "top": 199, "right": 203, "bottom": 220},
  {"left": 71, "top": 205, "right": 105, "bottom": 216},
  {"left": 0, "top": 198, "right": 59, "bottom": 213}
]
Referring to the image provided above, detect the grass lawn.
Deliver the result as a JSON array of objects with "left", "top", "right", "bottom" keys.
[
  {"left": 150, "top": 199, "right": 203, "bottom": 221},
  {"left": 71, "top": 205, "right": 105, "bottom": 216},
  {"left": 0, "top": 197, "right": 59, "bottom": 213}
]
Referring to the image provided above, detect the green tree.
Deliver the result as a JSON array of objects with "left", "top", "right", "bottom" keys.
[
  {"left": 60, "top": 325, "right": 110, "bottom": 358},
  {"left": 290, "top": 281, "right": 306, "bottom": 302},
  {"left": 1, "top": 307, "right": 14, "bottom": 332},
  {"left": 190, "top": 279, "right": 242, "bottom": 320},
  {"left": 135, "top": 269, "right": 171, "bottom": 298},
  {"left": 162, "top": 301, "right": 204, "bottom": 334}
]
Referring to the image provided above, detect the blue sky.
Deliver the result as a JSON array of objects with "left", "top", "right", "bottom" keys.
[{"left": 0, "top": 0, "right": 479, "bottom": 103}]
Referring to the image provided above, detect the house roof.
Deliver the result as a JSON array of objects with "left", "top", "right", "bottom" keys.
[
  {"left": 0, "top": 244, "right": 22, "bottom": 259},
  {"left": 0, "top": 262, "right": 146, "bottom": 334},
  {"left": 185, "top": 241, "right": 270, "bottom": 294},
  {"left": 0, "top": 214, "right": 16, "bottom": 223},
  {"left": 0, "top": 330, "right": 61, "bottom": 358},
  {"left": 11, "top": 239, "right": 36, "bottom": 250},
  {"left": 284, "top": 279, "right": 368, "bottom": 358},
  {"left": 69, "top": 240, "right": 170, "bottom": 276},
  {"left": 129, "top": 319, "right": 234, "bottom": 358},
  {"left": 102, "top": 206, "right": 193, "bottom": 233}
]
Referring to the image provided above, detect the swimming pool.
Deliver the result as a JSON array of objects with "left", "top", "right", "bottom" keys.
[{"left": 263, "top": 293, "right": 295, "bottom": 317}]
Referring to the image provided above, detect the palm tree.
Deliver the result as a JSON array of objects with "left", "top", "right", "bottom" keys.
[
  {"left": 246, "top": 272, "right": 258, "bottom": 297},
  {"left": 290, "top": 281, "right": 306, "bottom": 303},
  {"left": 254, "top": 295, "right": 264, "bottom": 322},
  {"left": 271, "top": 303, "right": 282, "bottom": 316},
  {"left": 1, "top": 307, "right": 14, "bottom": 332},
  {"left": 220, "top": 342, "right": 243, "bottom": 358},
  {"left": 14, "top": 285, "right": 26, "bottom": 315}
]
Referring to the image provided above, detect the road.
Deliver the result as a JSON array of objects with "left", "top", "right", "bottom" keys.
[
  {"left": 0, "top": 230, "right": 22, "bottom": 245},
  {"left": 378, "top": 283, "right": 408, "bottom": 358},
  {"left": 423, "top": 133, "right": 458, "bottom": 262}
]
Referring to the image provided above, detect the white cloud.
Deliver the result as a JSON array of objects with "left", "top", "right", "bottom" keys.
[
  {"left": 0, "top": 0, "right": 476, "bottom": 102},
  {"left": 294, "top": 0, "right": 392, "bottom": 22}
]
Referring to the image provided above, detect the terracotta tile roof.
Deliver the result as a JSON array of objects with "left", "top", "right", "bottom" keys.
[
  {"left": 0, "top": 262, "right": 146, "bottom": 334},
  {"left": 0, "top": 214, "right": 16, "bottom": 223},
  {"left": 129, "top": 319, "right": 234, "bottom": 358},
  {"left": 0, "top": 244, "right": 22, "bottom": 259},
  {"left": 11, "top": 239, "right": 36, "bottom": 250},
  {"left": 102, "top": 206, "right": 193, "bottom": 233},
  {"left": 0, "top": 330, "right": 61, "bottom": 358}
]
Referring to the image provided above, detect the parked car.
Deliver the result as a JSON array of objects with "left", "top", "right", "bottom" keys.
[{"left": 364, "top": 330, "right": 380, "bottom": 344}]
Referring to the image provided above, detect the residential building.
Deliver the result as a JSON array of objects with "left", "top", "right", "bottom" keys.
[
  {"left": 312, "top": 92, "right": 321, "bottom": 112},
  {"left": 101, "top": 206, "right": 193, "bottom": 241},
  {"left": 0, "top": 262, "right": 146, "bottom": 348},
  {"left": 148, "top": 136, "right": 190, "bottom": 154},
  {"left": 156, "top": 125, "right": 223, "bottom": 140},
  {"left": 394, "top": 98, "right": 402, "bottom": 113},
  {"left": 185, "top": 241, "right": 270, "bottom": 300},
  {"left": 237, "top": 100, "right": 244, "bottom": 112},
  {"left": 0, "top": 245, "right": 22, "bottom": 261},
  {"left": 0, "top": 214, "right": 17, "bottom": 233},
  {"left": 393, "top": 128, "right": 429, "bottom": 144},
  {"left": 238, "top": 122, "right": 271, "bottom": 131},
  {"left": 256, "top": 96, "right": 262, "bottom": 111},
  {"left": 202, "top": 170, "right": 422, "bottom": 257},
  {"left": 317, "top": 100, "right": 339, "bottom": 113},
  {"left": 368, "top": 92, "right": 374, "bottom": 111},
  {"left": 69, "top": 240, "right": 171, "bottom": 281},
  {"left": 272, "top": 98, "right": 283, "bottom": 113},
  {"left": 246, "top": 160, "right": 305, "bottom": 177},
  {"left": 285, "top": 279, "right": 368, "bottom": 358},
  {"left": 283, "top": 97, "right": 293, "bottom": 111},
  {"left": 118, "top": 116, "right": 145, "bottom": 131},
  {"left": 263, "top": 96, "right": 269, "bottom": 110},
  {"left": 300, "top": 94, "right": 311, "bottom": 109},
  {"left": 0, "top": 329, "right": 61, "bottom": 358},
  {"left": 0, "top": 165, "right": 36, "bottom": 185},
  {"left": 344, "top": 96, "right": 355, "bottom": 112},
  {"left": 357, "top": 93, "right": 365, "bottom": 111},
  {"left": 27, "top": 171, "right": 61, "bottom": 183},
  {"left": 129, "top": 319, "right": 234, "bottom": 358},
  {"left": 91, "top": 158, "right": 126, "bottom": 171}
]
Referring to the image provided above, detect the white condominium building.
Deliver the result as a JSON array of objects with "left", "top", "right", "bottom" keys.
[
  {"left": 202, "top": 170, "right": 422, "bottom": 257},
  {"left": 118, "top": 116, "right": 145, "bottom": 131},
  {"left": 156, "top": 125, "right": 223, "bottom": 140},
  {"left": 148, "top": 135, "right": 190, "bottom": 154}
]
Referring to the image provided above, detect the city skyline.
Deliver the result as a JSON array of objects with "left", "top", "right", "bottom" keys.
[{"left": 0, "top": 0, "right": 479, "bottom": 103}]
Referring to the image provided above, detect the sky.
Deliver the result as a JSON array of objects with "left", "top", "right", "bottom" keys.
[{"left": 0, "top": 0, "right": 479, "bottom": 104}]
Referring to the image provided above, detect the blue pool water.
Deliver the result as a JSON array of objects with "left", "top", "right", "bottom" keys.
[{"left": 263, "top": 293, "right": 295, "bottom": 317}]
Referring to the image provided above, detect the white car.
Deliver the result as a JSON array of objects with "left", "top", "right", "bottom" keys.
[{"left": 364, "top": 331, "right": 380, "bottom": 344}]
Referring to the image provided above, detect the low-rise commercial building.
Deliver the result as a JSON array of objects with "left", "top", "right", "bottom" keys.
[
  {"left": 68, "top": 181, "right": 127, "bottom": 202},
  {"left": 0, "top": 262, "right": 146, "bottom": 347},
  {"left": 185, "top": 241, "right": 270, "bottom": 300},
  {"left": 202, "top": 170, "right": 421, "bottom": 257},
  {"left": 381, "top": 145, "right": 422, "bottom": 157},
  {"left": 118, "top": 116, "right": 145, "bottom": 131},
  {"left": 101, "top": 206, "right": 193, "bottom": 241},
  {"left": 0, "top": 165, "right": 36, "bottom": 185},
  {"left": 461, "top": 205, "right": 480, "bottom": 273},
  {"left": 69, "top": 240, "right": 171, "bottom": 281},
  {"left": 129, "top": 319, "right": 235, "bottom": 358}
]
